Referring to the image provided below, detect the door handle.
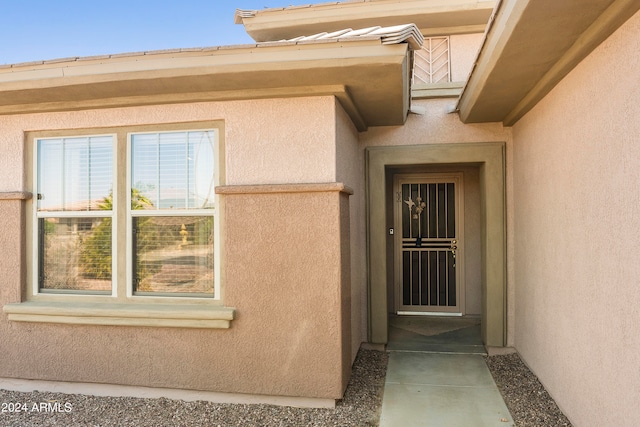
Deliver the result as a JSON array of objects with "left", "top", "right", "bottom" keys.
[
  {"left": 450, "top": 240, "right": 457, "bottom": 257},
  {"left": 450, "top": 240, "right": 458, "bottom": 268}
]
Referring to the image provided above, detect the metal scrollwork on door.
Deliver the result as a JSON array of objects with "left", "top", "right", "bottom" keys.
[
  {"left": 405, "top": 195, "right": 426, "bottom": 247},
  {"left": 398, "top": 180, "right": 459, "bottom": 309}
]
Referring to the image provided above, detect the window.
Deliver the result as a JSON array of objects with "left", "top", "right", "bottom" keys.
[
  {"left": 412, "top": 36, "right": 450, "bottom": 84},
  {"left": 129, "top": 131, "right": 216, "bottom": 297},
  {"left": 36, "top": 135, "right": 114, "bottom": 294},
  {"left": 31, "top": 124, "right": 221, "bottom": 301},
  {"left": 5, "top": 122, "right": 232, "bottom": 327}
]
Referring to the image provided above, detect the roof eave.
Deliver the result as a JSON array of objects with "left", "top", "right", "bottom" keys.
[
  {"left": 236, "top": 0, "right": 497, "bottom": 42},
  {"left": 458, "top": 0, "right": 640, "bottom": 126},
  {"left": 0, "top": 41, "right": 412, "bottom": 131}
]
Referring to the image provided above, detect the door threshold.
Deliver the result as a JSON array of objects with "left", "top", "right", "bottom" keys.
[{"left": 397, "top": 311, "right": 463, "bottom": 317}]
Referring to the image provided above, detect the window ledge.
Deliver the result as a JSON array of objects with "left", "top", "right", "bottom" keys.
[
  {"left": 412, "top": 81, "right": 464, "bottom": 99},
  {"left": 0, "top": 191, "right": 32, "bottom": 201},
  {"left": 3, "top": 301, "right": 235, "bottom": 329}
]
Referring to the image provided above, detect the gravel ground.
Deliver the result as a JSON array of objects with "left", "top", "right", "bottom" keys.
[
  {"left": 1, "top": 350, "right": 572, "bottom": 427},
  {"left": 486, "top": 353, "right": 572, "bottom": 427},
  {"left": 0, "top": 349, "right": 388, "bottom": 427}
]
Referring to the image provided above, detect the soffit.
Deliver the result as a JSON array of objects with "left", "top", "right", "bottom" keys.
[
  {"left": 458, "top": 0, "right": 640, "bottom": 125},
  {"left": 0, "top": 31, "right": 417, "bottom": 130},
  {"left": 236, "top": 0, "right": 497, "bottom": 41}
]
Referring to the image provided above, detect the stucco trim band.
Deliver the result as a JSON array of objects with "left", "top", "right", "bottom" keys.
[
  {"left": 3, "top": 301, "right": 235, "bottom": 329},
  {"left": 216, "top": 183, "right": 354, "bottom": 196},
  {"left": 0, "top": 192, "right": 32, "bottom": 201},
  {"left": 1, "top": 86, "right": 368, "bottom": 133}
]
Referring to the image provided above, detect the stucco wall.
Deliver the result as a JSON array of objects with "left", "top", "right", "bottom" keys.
[
  {"left": 450, "top": 33, "right": 484, "bottom": 83},
  {"left": 361, "top": 98, "right": 514, "bottom": 344},
  {"left": 0, "top": 199, "right": 26, "bottom": 305},
  {"left": 335, "top": 99, "right": 367, "bottom": 359},
  {"left": 0, "top": 96, "right": 338, "bottom": 191},
  {"left": 0, "top": 96, "right": 353, "bottom": 400},
  {"left": 362, "top": 98, "right": 510, "bottom": 148},
  {"left": 512, "top": 10, "right": 640, "bottom": 427}
]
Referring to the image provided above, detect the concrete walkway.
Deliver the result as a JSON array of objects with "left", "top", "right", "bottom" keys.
[{"left": 379, "top": 317, "right": 514, "bottom": 427}]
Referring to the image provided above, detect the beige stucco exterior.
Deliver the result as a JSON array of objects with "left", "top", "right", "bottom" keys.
[
  {"left": 335, "top": 99, "right": 368, "bottom": 360},
  {"left": 1, "top": 1, "right": 639, "bottom": 423},
  {"left": 449, "top": 33, "right": 484, "bottom": 83},
  {"left": 512, "top": 10, "right": 640, "bottom": 426},
  {"left": 365, "top": 141, "right": 508, "bottom": 346},
  {"left": 0, "top": 97, "right": 341, "bottom": 190},
  {"left": 0, "top": 5, "right": 506, "bottom": 403},
  {"left": 361, "top": 99, "right": 515, "bottom": 343},
  {"left": 0, "top": 97, "right": 360, "bottom": 401}
]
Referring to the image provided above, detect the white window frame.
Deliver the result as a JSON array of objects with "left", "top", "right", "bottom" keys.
[
  {"left": 31, "top": 134, "right": 118, "bottom": 298},
  {"left": 126, "top": 129, "right": 221, "bottom": 300}
]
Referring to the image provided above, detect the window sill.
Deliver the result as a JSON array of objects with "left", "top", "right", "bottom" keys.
[
  {"left": 412, "top": 81, "right": 464, "bottom": 99},
  {"left": 3, "top": 301, "right": 235, "bottom": 329}
]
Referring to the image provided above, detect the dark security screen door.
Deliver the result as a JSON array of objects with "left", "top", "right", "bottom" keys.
[{"left": 394, "top": 174, "right": 463, "bottom": 314}]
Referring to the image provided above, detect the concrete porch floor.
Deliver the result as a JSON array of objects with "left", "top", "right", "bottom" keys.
[{"left": 379, "top": 316, "right": 514, "bottom": 426}]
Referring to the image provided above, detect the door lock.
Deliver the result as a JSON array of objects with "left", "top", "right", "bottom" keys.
[{"left": 450, "top": 240, "right": 458, "bottom": 268}]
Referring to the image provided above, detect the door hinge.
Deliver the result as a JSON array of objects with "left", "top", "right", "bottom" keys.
[{"left": 396, "top": 191, "right": 402, "bottom": 202}]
